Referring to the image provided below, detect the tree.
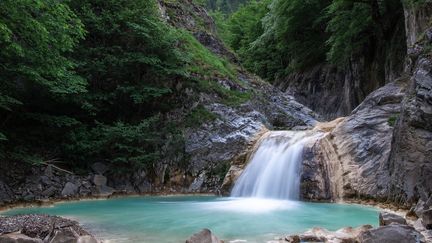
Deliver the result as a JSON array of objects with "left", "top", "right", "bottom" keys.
[{"left": 0, "top": 0, "right": 85, "bottom": 163}]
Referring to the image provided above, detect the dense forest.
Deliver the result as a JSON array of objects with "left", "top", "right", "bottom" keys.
[
  {"left": 0, "top": 0, "right": 430, "bottom": 173},
  {"left": 0, "top": 0, "right": 246, "bottom": 172},
  {"left": 211, "top": 0, "right": 416, "bottom": 81}
]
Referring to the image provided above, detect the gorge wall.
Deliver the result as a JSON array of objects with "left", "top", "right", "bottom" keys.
[
  {"left": 299, "top": 2, "right": 432, "bottom": 206},
  {"left": 274, "top": 2, "right": 407, "bottom": 120},
  {"left": 223, "top": 1, "right": 432, "bottom": 208}
]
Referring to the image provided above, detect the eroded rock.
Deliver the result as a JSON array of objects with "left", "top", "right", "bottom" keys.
[
  {"left": 0, "top": 232, "right": 43, "bottom": 243},
  {"left": 185, "top": 229, "right": 223, "bottom": 243},
  {"left": 357, "top": 224, "right": 424, "bottom": 243},
  {"left": 61, "top": 182, "right": 78, "bottom": 197},
  {"left": 422, "top": 209, "right": 432, "bottom": 229},
  {"left": 0, "top": 215, "right": 93, "bottom": 242},
  {"left": 379, "top": 211, "right": 407, "bottom": 226}
]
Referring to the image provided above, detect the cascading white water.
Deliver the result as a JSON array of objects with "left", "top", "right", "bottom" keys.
[{"left": 231, "top": 130, "right": 321, "bottom": 200}]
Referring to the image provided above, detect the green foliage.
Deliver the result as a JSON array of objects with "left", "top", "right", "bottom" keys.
[
  {"left": 0, "top": 0, "right": 86, "bottom": 100},
  {"left": 69, "top": 0, "right": 185, "bottom": 118},
  {"left": 325, "top": 0, "right": 373, "bottom": 64},
  {"left": 388, "top": 114, "right": 399, "bottom": 127},
  {"left": 0, "top": 0, "right": 87, "bottom": 164},
  {"left": 271, "top": 0, "right": 329, "bottom": 71},
  {"left": 403, "top": 0, "right": 428, "bottom": 7},
  {"left": 0, "top": 0, "right": 250, "bottom": 174},
  {"left": 0, "top": 132, "right": 7, "bottom": 141},
  {"left": 180, "top": 31, "right": 236, "bottom": 79},
  {"left": 184, "top": 105, "right": 218, "bottom": 128},
  {"left": 66, "top": 117, "right": 162, "bottom": 169},
  {"left": 216, "top": 0, "right": 405, "bottom": 81},
  {"left": 226, "top": 0, "right": 272, "bottom": 56},
  {"left": 206, "top": 0, "right": 249, "bottom": 13}
]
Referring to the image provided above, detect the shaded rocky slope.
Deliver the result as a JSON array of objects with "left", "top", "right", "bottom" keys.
[{"left": 0, "top": 0, "right": 318, "bottom": 205}]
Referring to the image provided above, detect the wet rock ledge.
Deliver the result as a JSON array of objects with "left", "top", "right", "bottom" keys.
[{"left": 0, "top": 214, "right": 98, "bottom": 243}]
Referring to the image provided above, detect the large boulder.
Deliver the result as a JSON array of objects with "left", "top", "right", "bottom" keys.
[
  {"left": 93, "top": 175, "right": 107, "bottom": 187},
  {"left": 285, "top": 225, "right": 373, "bottom": 243},
  {"left": 379, "top": 212, "right": 407, "bottom": 226},
  {"left": 61, "top": 182, "right": 78, "bottom": 197},
  {"left": 357, "top": 224, "right": 424, "bottom": 243},
  {"left": 185, "top": 229, "right": 223, "bottom": 243},
  {"left": 49, "top": 228, "right": 77, "bottom": 243}
]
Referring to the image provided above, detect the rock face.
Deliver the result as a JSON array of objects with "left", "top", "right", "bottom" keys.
[
  {"left": 299, "top": 81, "right": 406, "bottom": 201},
  {"left": 185, "top": 229, "right": 223, "bottom": 243},
  {"left": 0, "top": 214, "right": 97, "bottom": 243},
  {"left": 387, "top": 57, "right": 432, "bottom": 204},
  {"left": 296, "top": 3, "right": 432, "bottom": 204},
  {"left": 275, "top": 14, "right": 406, "bottom": 120}
]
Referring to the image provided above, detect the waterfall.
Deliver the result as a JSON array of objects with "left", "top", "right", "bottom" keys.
[{"left": 231, "top": 130, "right": 321, "bottom": 200}]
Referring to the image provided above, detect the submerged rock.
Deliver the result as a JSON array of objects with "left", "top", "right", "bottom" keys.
[{"left": 185, "top": 228, "right": 223, "bottom": 243}]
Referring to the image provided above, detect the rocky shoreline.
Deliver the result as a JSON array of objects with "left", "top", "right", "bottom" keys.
[{"left": 0, "top": 214, "right": 98, "bottom": 243}]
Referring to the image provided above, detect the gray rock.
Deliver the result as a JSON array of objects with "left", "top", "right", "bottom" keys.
[
  {"left": 422, "top": 209, "right": 432, "bottom": 229},
  {"left": 91, "top": 162, "right": 107, "bottom": 175},
  {"left": 188, "top": 172, "right": 206, "bottom": 192},
  {"left": 95, "top": 185, "right": 115, "bottom": 197},
  {"left": 40, "top": 176, "right": 51, "bottom": 186},
  {"left": 49, "top": 229, "right": 76, "bottom": 243},
  {"left": 388, "top": 57, "right": 432, "bottom": 204},
  {"left": 0, "top": 215, "right": 92, "bottom": 241},
  {"left": 379, "top": 212, "right": 407, "bottom": 226},
  {"left": 136, "top": 180, "right": 152, "bottom": 193},
  {"left": 185, "top": 229, "right": 223, "bottom": 243},
  {"left": 41, "top": 186, "right": 57, "bottom": 197},
  {"left": 0, "top": 233, "right": 43, "bottom": 243},
  {"left": 300, "top": 82, "right": 406, "bottom": 200},
  {"left": 77, "top": 235, "right": 98, "bottom": 243},
  {"left": 0, "top": 180, "right": 14, "bottom": 203},
  {"left": 357, "top": 224, "right": 424, "bottom": 243},
  {"left": 61, "top": 182, "right": 78, "bottom": 197},
  {"left": 93, "top": 175, "right": 107, "bottom": 187},
  {"left": 415, "top": 199, "right": 428, "bottom": 218},
  {"left": 44, "top": 166, "right": 53, "bottom": 178}
]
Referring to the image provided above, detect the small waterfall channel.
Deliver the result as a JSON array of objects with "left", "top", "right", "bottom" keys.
[{"left": 231, "top": 130, "right": 322, "bottom": 200}]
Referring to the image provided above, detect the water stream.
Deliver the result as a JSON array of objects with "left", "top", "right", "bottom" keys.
[{"left": 231, "top": 130, "right": 322, "bottom": 200}]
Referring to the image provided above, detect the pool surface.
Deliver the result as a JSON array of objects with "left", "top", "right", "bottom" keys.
[{"left": 2, "top": 196, "right": 378, "bottom": 242}]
